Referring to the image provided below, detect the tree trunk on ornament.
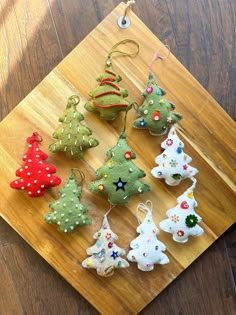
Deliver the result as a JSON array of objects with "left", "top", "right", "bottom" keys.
[
  {"left": 133, "top": 72, "right": 182, "bottom": 136},
  {"left": 10, "top": 132, "right": 61, "bottom": 197}
]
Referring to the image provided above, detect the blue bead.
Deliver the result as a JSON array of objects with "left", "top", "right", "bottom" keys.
[
  {"left": 177, "top": 147, "right": 182, "bottom": 154},
  {"left": 157, "top": 171, "right": 162, "bottom": 176},
  {"left": 140, "top": 119, "right": 147, "bottom": 127},
  {"left": 156, "top": 89, "right": 162, "bottom": 95}
]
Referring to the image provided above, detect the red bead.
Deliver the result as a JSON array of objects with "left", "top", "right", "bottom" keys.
[
  {"left": 124, "top": 151, "right": 132, "bottom": 159},
  {"left": 177, "top": 230, "right": 184, "bottom": 237},
  {"left": 146, "top": 87, "right": 153, "bottom": 94}
]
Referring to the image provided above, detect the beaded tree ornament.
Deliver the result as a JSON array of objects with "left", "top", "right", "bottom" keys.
[
  {"left": 160, "top": 178, "right": 204, "bottom": 243},
  {"left": 133, "top": 47, "right": 182, "bottom": 136},
  {"left": 88, "top": 109, "right": 150, "bottom": 204},
  {"left": 84, "top": 39, "right": 139, "bottom": 120},
  {"left": 49, "top": 95, "right": 99, "bottom": 159},
  {"left": 127, "top": 201, "right": 169, "bottom": 271},
  {"left": 151, "top": 125, "right": 198, "bottom": 186},
  {"left": 44, "top": 169, "right": 91, "bottom": 233},
  {"left": 82, "top": 212, "right": 129, "bottom": 277},
  {"left": 10, "top": 132, "right": 61, "bottom": 197}
]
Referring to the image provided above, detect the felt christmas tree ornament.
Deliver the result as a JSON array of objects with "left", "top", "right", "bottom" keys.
[
  {"left": 151, "top": 125, "right": 198, "bottom": 186},
  {"left": 84, "top": 39, "right": 139, "bottom": 120},
  {"left": 159, "top": 178, "right": 204, "bottom": 243},
  {"left": 44, "top": 169, "right": 91, "bottom": 233},
  {"left": 88, "top": 109, "right": 151, "bottom": 204},
  {"left": 127, "top": 201, "right": 169, "bottom": 271},
  {"left": 82, "top": 212, "right": 129, "bottom": 277},
  {"left": 49, "top": 95, "right": 99, "bottom": 159},
  {"left": 132, "top": 47, "right": 182, "bottom": 136},
  {"left": 10, "top": 132, "right": 61, "bottom": 197}
]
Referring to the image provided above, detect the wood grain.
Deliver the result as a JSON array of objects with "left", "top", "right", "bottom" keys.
[
  {"left": 0, "top": 0, "right": 62, "bottom": 118},
  {"left": 0, "top": 1, "right": 235, "bottom": 314}
]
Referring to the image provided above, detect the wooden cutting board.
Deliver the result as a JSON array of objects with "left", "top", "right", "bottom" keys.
[{"left": 0, "top": 3, "right": 235, "bottom": 314}]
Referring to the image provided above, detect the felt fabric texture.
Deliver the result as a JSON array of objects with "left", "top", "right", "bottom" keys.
[
  {"left": 151, "top": 126, "right": 198, "bottom": 185},
  {"left": 44, "top": 169, "right": 91, "bottom": 232},
  {"left": 84, "top": 58, "right": 130, "bottom": 120},
  {"left": 88, "top": 131, "right": 150, "bottom": 204},
  {"left": 133, "top": 72, "right": 182, "bottom": 136},
  {"left": 49, "top": 95, "right": 99, "bottom": 159},
  {"left": 10, "top": 132, "right": 61, "bottom": 197},
  {"left": 82, "top": 215, "right": 129, "bottom": 277},
  {"left": 159, "top": 180, "right": 204, "bottom": 243},
  {"left": 127, "top": 202, "right": 169, "bottom": 271}
]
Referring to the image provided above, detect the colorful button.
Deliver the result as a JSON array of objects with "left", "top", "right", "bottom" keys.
[
  {"left": 152, "top": 111, "right": 162, "bottom": 121},
  {"left": 146, "top": 87, "right": 153, "bottom": 94}
]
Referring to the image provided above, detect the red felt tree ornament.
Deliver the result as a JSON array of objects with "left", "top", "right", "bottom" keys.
[{"left": 10, "top": 132, "right": 61, "bottom": 197}]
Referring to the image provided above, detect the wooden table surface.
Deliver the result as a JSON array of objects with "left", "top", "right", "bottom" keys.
[{"left": 0, "top": 1, "right": 235, "bottom": 314}]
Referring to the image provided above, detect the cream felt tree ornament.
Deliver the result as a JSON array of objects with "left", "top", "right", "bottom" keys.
[
  {"left": 127, "top": 201, "right": 169, "bottom": 271},
  {"left": 44, "top": 169, "right": 91, "bottom": 233},
  {"left": 133, "top": 47, "right": 182, "bottom": 136},
  {"left": 151, "top": 125, "right": 198, "bottom": 186},
  {"left": 84, "top": 39, "right": 139, "bottom": 120},
  {"left": 10, "top": 132, "right": 61, "bottom": 197},
  {"left": 82, "top": 213, "right": 129, "bottom": 277},
  {"left": 160, "top": 178, "right": 204, "bottom": 243},
  {"left": 49, "top": 95, "right": 99, "bottom": 159}
]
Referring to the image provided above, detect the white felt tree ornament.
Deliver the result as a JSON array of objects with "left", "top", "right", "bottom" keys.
[
  {"left": 82, "top": 214, "right": 129, "bottom": 277},
  {"left": 151, "top": 125, "right": 198, "bottom": 186},
  {"left": 159, "top": 178, "right": 204, "bottom": 243},
  {"left": 127, "top": 201, "right": 169, "bottom": 271}
]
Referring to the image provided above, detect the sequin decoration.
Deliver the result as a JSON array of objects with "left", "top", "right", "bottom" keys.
[
  {"left": 82, "top": 215, "right": 129, "bottom": 276},
  {"left": 151, "top": 126, "right": 198, "bottom": 186},
  {"left": 127, "top": 201, "right": 169, "bottom": 271},
  {"left": 160, "top": 179, "right": 203, "bottom": 243}
]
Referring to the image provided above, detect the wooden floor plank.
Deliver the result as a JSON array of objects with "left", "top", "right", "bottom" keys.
[
  {"left": 141, "top": 232, "right": 236, "bottom": 315},
  {"left": 164, "top": 0, "right": 236, "bottom": 120},
  {"left": 224, "top": 225, "right": 236, "bottom": 286},
  {"left": 0, "top": 0, "right": 62, "bottom": 119},
  {"left": 0, "top": 217, "right": 99, "bottom": 315},
  {"left": 0, "top": 242, "right": 23, "bottom": 315}
]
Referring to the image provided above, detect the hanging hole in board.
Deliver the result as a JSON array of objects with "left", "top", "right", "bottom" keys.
[{"left": 117, "top": 16, "right": 131, "bottom": 29}]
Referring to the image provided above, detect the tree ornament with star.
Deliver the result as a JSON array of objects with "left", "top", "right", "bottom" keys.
[
  {"left": 49, "top": 95, "right": 99, "bottom": 159},
  {"left": 44, "top": 169, "right": 91, "bottom": 233},
  {"left": 84, "top": 39, "right": 139, "bottom": 120},
  {"left": 10, "top": 132, "right": 61, "bottom": 197},
  {"left": 88, "top": 130, "right": 151, "bottom": 205},
  {"left": 127, "top": 201, "right": 169, "bottom": 271},
  {"left": 133, "top": 72, "right": 182, "bottom": 135},
  {"left": 160, "top": 178, "right": 204, "bottom": 243},
  {"left": 82, "top": 215, "right": 129, "bottom": 277},
  {"left": 151, "top": 125, "right": 198, "bottom": 186}
]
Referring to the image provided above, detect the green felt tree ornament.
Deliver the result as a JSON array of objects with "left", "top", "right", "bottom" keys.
[
  {"left": 44, "top": 169, "right": 91, "bottom": 233},
  {"left": 133, "top": 47, "right": 182, "bottom": 136},
  {"left": 49, "top": 95, "right": 99, "bottom": 159},
  {"left": 88, "top": 109, "right": 151, "bottom": 204},
  {"left": 84, "top": 39, "right": 139, "bottom": 121}
]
